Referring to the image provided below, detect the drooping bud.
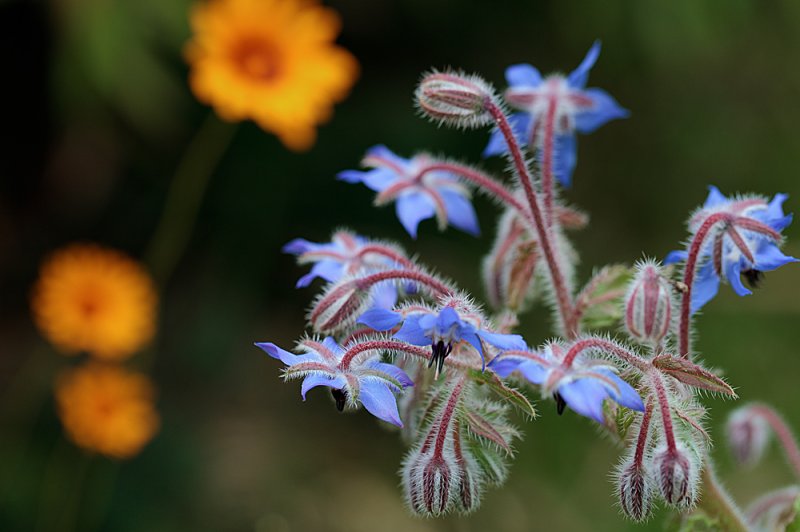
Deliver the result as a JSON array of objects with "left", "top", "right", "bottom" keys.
[
  {"left": 624, "top": 261, "right": 674, "bottom": 345},
  {"left": 482, "top": 210, "right": 540, "bottom": 311},
  {"left": 617, "top": 459, "right": 653, "bottom": 521},
  {"left": 651, "top": 444, "right": 698, "bottom": 509},
  {"left": 308, "top": 278, "right": 369, "bottom": 333},
  {"left": 416, "top": 71, "right": 495, "bottom": 129},
  {"left": 403, "top": 440, "right": 456, "bottom": 516},
  {"left": 726, "top": 405, "right": 770, "bottom": 467}
]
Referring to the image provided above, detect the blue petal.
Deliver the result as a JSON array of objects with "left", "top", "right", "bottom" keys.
[
  {"left": 601, "top": 371, "right": 644, "bottom": 412},
  {"left": 567, "top": 40, "right": 601, "bottom": 89},
  {"left": 366, "top": 145, "right": 411, "bottom": 169},
  {"left": 367, "top": 362, "right": 414, "bottom": 388},
  {"left": 283, "top": 238, "right": 315, "bottom": 255},
  {"left": 573, "top": 88, "right": 629, "bottom": 134},
  {"left": 361, "top": 169, "right": 398, "bottom": 192},
  {"left": 370, "top": 281, "right": 398, "bottom": 310},
  {"left": 321, "top": 337, "right": 345, "bottom": 358},
  {"left": 725, "top": 259, "right": 751, "bottom": 297},
  {"left": 358, "top": 308, "right": 403, "bottom": 331},
  {"left": 394, "top": 315, "right": 430, "bottom": 346},
  {"left": 255, "top": 342, "right": 298, "bottom": 365},
  {"left": 768, "top": 213, "right": 793, "bottom": 232},
  {"left": 301, "top": 374, "right": 345, "bottom": 400},
  {"left": 309, "top": 260, "right": 344, "bottom": 284},
  {"left": 462, "top": 331, "right": 485, "bottom": 368},
  {"left": 505, "top": 64, "right": 543, "bottom": 87},
  {"left": 553, "top": 133, "right": 577, "bottom": 188},
  {"left": 518, "top": 361, "right": 548, "bottom": 384},
  {"left": 476, "top": 330, "right": 527, "bottom": 351},
  {"left": 664, "top": 250, "right": 689, "bottom": 265},
  {"left": 558, "top": 378, "right": 607, "bottom": 423},
  {"left": 754, "top": 242, "right": 799, "bottom": 271},
  {"left": 703, "top": 185, "right": 728, "bottom": 208},
  {"left": 296, "top": 272, "right": 316, "bottom": 288},
  {"left": 487, "top": 356, "right": 521, "bottom": 378},
  {"left": 435, "top": 307, "right": 461, "bottom": 335},
  {"left": 441, "top": 189, "right": 480, "bottom": 236},
  {"left": 483, "top": 113, "right": 533, "bottom": 157},
  {"left": 396, "top": 192, "right": 436, "bottom": 238},
  {"left": 691, "top": 261, "right": 720, "bottom": 314},
  {"left": 336, "top": 169, "right": 366, "bottom": 184},
  {"left": 359, "top": 380, "right": 404, "bottom": 427},
  {"left": 765, "top": 193, "right": 789, "bottom": 221}
]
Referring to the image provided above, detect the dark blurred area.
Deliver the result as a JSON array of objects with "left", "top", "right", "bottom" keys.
[{"left": 1, "top": 1, "right": 800, "bottom": 530}]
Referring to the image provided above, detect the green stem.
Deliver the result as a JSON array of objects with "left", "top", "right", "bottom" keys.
[
  {"left": 145, "top": 113, "right": 238, "bottom": 286},
  {"left": 34, "top": 438, "right": 92, "bottom": 532},
  {"left": 696, "top": 456, "right": 751, "bottom": 532}
]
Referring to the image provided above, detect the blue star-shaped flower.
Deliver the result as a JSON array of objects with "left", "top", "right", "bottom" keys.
[
  {"left": 665, "top": 186, "right": 797, "bottom": 314},
  {"left": 283, "top": 230, "right": 405, "bottom": 309},
  {"left": 484, "top": 41, "right": 628, "bottom": 187},
  {"left": 338, "top": 145, "right": 480, "bottom": 238},
  {"left": 488, "top": 342, "right": 644, "bottom": 423},
  {"left": 256, "top": 337, "right": 413, "bottom": 427},
  {"left": 358, "top": 306, "right": 526, "bottom": 376}
]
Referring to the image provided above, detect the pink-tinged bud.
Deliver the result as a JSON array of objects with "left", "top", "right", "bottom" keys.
[
  {"left": 416, "top": 71, "right": 495, "bottom": 129},
  {"left": 624, "top": 262, "right": 674, "bottom": 345},
  {"left": 652, "top": 444, "right": 698, "bottom": 508},
  {"left": 726, "top": 406, "right": 770, "bottom": 467},
  {"left": 617, "top": 460, "right": 653, "bottom": 522},
  {"left": 482, "top": 211, "right": 540, "bottom": 311},
  {"left": 402, "top": 431, "right": 457, "bottom": 516}
]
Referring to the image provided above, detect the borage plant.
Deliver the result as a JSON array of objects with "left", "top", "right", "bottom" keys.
[{"left": 258, "top": 43, "right": 800, "bottom": 528}]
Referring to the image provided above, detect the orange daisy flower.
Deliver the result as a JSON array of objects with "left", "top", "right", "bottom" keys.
[
  {"left": 186, "top": 0, "right": 359, "bottom": 151},
  {"left": 55, "top": 363, "right": 160, "bottom": 459},
  {"left": 31, "top": 244, "right": 157, "bottom": 361}
]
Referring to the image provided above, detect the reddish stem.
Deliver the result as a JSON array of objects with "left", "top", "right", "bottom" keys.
[
  {"left": 339, "top": 340, "right": 430, "bottom": 369},
  {"left": 540, "top": 95, "right": 557, "bottom": 227},
  {"left": 750, "top": 404, "right": 800, "bottom": 478},
  {"left": 354, "top": 245, "right": 416, "bottom": 269},
  {"left": 356, "top": 269, "right": 454, "bottom": 297},
  {"left": 649, "top": 370, "right": 677, "bottom": 452},
  {"left": 678, "top": 212, "right": 733, "bottom": 358},
  {"left": 434, "top": 377, "right": 467, "bottom": 455},
  {"left": 561, "top": 337, "right": 649, "bottom": 372},
  {"left": 485, "top": 101, "right": 577, "bottom": 336},
  {"left": 633, "top": 400, "right": 654, "bottom": 467}
]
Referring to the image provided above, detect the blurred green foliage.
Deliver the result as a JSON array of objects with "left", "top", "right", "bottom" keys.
[{"left": 1, "top": 0, "right": 800, "bottom": 530}]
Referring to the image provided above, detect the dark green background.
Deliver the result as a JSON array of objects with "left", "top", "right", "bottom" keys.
[{"left": 1, "top": 1, "right": 799, "bottom": 530}]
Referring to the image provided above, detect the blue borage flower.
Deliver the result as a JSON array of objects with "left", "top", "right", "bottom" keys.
[
  {"left": 337, "top": 145, "right": 479, "bottom": 238},
  {"left": 256, "top": 337, "right": 413, "bottom": 427},
  {"left": 665, "top": 186, "right": 797, "bottom": 314},
  {"left": 284, "top": 230, "right": 412, "bottom": 309},
  {"left": 488, "top": 342, "right": 644, "bottom": 423},
  {"left": 358, "top": 304, "right": 526, "bottom": 377},
  {"left": 484, "top": 41, "right": 628, "bottom": 187}
]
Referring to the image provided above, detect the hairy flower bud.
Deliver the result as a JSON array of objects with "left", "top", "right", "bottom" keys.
[
  {"left": 309, "top": 278, "right": 369, "bottom": 333},
  {"left": 726, "top": 405, "right": 770, "bottom": 467},
  {"left": 416, "top": 71, "right": 495, "bottom": 129},
  {"left": 624, "top": 262, "right": 674, "bottom": 345},
  {"left": 617, "top": 459, "right": 653, "bottom": 522},
  {"left": 651, "top": 444, "right": 698, "bottom": 509},
  {"left": 482, "top": 211, "right": 539, "bottom": 310}
]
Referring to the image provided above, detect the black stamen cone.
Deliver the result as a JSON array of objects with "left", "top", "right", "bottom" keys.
[
  {"left": 554, "top": 392, "right": 567, "bottom": 415},
  {"left": 331, "top": 389, "right": 347, "bottom": 412},
  {"left": 429, "top": 340, "right": 453, "bottom": 378},
  {"left": 743, "top": 269, "right": 764, "bottom": 289}
]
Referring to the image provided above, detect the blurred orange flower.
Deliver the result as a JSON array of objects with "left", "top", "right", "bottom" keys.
[
  {"left": 185, "top": 0, "right": 359, "bottom": 151},
  {"left": 32, "top": 244, "right": 157, "bottom": 361},
  {"left": 55, "top": 364, "right": 159, "bottom": 459}
]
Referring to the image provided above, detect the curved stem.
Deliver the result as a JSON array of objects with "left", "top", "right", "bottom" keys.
[
  {"left": 697, "top": 455, "right": 750, "bottom": 532},
  {"left": 633, "top": 400, "right": 654, "bottom": 467},
  {"left": 355, "top": 269, "right": 454, "bottom": 297},
  {"left": 540, "top": 95, "right": 557, "bottom": 227},
  {"left": 145, "top": 113, "right": 238, "bottom": 286},
  {"left": 649, "top": 370, "right": 677, "bottom": 452},
  {"left": 750, "top": 404, "right": 800, "bottom": 478},
  {"left": 339, "top": 340, "right": 479, "bottom": 372},
  {"left": 485, "top": 101, "right": 577, "bottom": 336},
  {"left": 678, "top": 212, "right": 732, "bottom": 358},
  {"left": 561, "top": 338, "right": 650, "bottom": 372},
  {"left": 355, "top": 245, "right": 416, "bottom": 269}
]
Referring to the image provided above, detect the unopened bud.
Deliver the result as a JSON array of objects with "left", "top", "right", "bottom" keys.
[
  {"left": 624, "top": 262, "right": 674, "bottom": 345},
  {"left": 652, "top": 444, "right": 697, "bottom": 508},
  {"left": 403, "top": 435, "right": 457, "bottom": 516},
  {"left": 482, "top": 211, "right": 539, "bottom": 310},
  {"left": 309, "top": 278, "right": 370, "bottom": 333},
  {"left": 727, "top": 405, "right": 770, "bottom": 467},
  {"left": 617, "top": 460, "right": 653, "bottom": 522},
  {"left": 416, "top": 71, "right": 495, "bottom": 129}
]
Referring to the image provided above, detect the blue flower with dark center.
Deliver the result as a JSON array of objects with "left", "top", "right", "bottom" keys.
[
  {"left": 358, "top": 306, "right": 526, "bottom": 377},
  {"left": 665, "top": 186, "right": 797, "bottom": 313},
  {"left": 489, "top": 343, "right": 643, "bottom": 423},
  {"left": 256, "top": 337, "right": 413, "bottom": 427},
  {"left": 338, "top": 145, "right": 479, "bottom": 238},
  {"left": 484, "top": 41, "right": 628, "bottom": 187}
]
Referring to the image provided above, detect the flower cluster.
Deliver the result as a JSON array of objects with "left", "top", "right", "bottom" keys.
[{"left": 257, "top": 41, "right": 797, "bottom": 526}]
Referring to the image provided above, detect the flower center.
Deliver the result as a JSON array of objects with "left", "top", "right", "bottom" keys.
[{"left": 231, "top": 38, "right": 282, "bottom": 82}]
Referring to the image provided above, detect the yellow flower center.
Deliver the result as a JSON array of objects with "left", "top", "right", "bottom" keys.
[{"left": 232, "top": 38, "right": 282, "bottom": 82}]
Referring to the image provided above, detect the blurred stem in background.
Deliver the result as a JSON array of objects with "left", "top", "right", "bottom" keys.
[
  {"left": 697, "top": 456, "right": 749, "bottom": 532},
  {"left": 146, "top": 112, "right": 238, "bottom": 286}
]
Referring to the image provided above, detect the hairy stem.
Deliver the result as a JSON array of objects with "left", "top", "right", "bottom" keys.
[
  {"left": 540, "top": 95, "right": 557, "bottom": 227},
  {"left": 750, "top": 404, "right": 800, "bottom": 478},
  {"left": 561, "top": 338, "right": 650, "bottom": 372},
  {"left": 697, "top": 456, "right": 750, "bottom": 532},
  {"left": 649, "top": 370, "right": 677, "bottom": 452}
]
